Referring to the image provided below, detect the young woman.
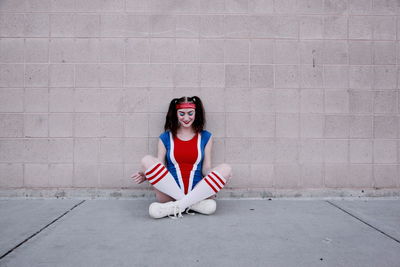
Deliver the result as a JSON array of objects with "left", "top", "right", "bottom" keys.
[{"left": 131, "top": 96, "right": 232, "bottom": 219}]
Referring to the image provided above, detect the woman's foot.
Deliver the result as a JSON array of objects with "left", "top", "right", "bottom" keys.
[{"left": 188, "top": 199, "right": 217, "bottom": 215}]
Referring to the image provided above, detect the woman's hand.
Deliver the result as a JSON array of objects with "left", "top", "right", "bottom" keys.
[{"left": 131, "top": 171, "right": 146, "bottom": 184}]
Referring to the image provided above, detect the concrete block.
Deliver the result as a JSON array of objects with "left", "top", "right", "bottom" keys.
[
  {"left": 348, "top": 164, "right": 373, "bottom": 187},
  {"left": 24, "top": 14, "right": 49, "bottom": 37},
  {"left": 322, "top": 40, "right": 348, "bottom": 64},
  {"left": 74, "top": 14, "right": 100, "bottom": 37},
  {"left": 300, "top": 40, "right": 323, "bottom": 65},
  {"left": 48, "top": 138, "right": 73, "bottom": 163},
  {"left": 99, "top": 64, "right": 124, "bottom": 87},
  {"left": 24, "top": 114, "right": 48, "bottom": 138},
  {"left": 75, "top": 64, "right": 100, "bottom": 87},
  {"left": 274, "top": 40, "right": 299, "bottom": 64},
  {"left": 200, "top": 15, "right": 224, "bottom": 38},
  {"left": 73, "top": 163, "right": 98, "bottom": 187},
  {"left": 224, "top": 15, "right": 250, "bottom": 38},
  {"left": 251, "top": 138, "right": 275, "bottom": 163},
  {"left": 225, "top": 65, "right": 249, "bottom": 88},
  {"left": 74, "top": 38, "right": 100, "bottom": 63},
  {"left": 372, "top": 0, "right": 398, "bottom": 15},
  {"left": 99, "top": 163, "right": 125, "bottom": 188},
  {"left": 175, "top": 39, "right": 199, "bottom": 63},
  {"left": 225, "top": 0, "right": 248, "bottom": 12},
  {"left": 150, "top": 38, "right": 174, "bottom": 63},
  {"left": 74, "top": 138, "right": 99, "bottom": 163},
  {"left": 0, "top": 140, "right": 24, "bottom": 162},
  {"left": 125, "top": 64, "right": 150, "bottom": 87},
  {"left": 275, "top": 65, "right": 299, "bottom": 88},
  {"left": 349, "top": 115, "right": 373, "bottom": 138},
  {"left": 0, "top": 114, "right": 23, "bottom": 138},
  {"left": 300, "top": 139, "right": 324, "bottom": 163},
  {"left": 250, "top": 65, "right": 274, "bottom": 88},
  {"left": 200, "top": 64, "right": 225, "bottom": 87},
  {"left": 373, "top": 41, "right": 396, "bottom": 65},
  {"left": 25, "top": 64, "right": 48, "bottom": 87},
  {"left": 98, "top": 89, "right": 124, "bottom": 113},
  {"left": 300, "top": 163, "right": 324, "bottom": 188},
  {"left": 249, "top": 15, "right": 275, "bottom": 38},
  {"left": 276, "top": 89, "right": 299, "bottom": 113},
  {"left": 150, "top": 15, "right": 175, "bottom": 37},
  {"left": 49, "top": 113, "right": 73, "bottom": 137},
  {"left": 299, "top": 16, "right": 323, "bottom": 39},
  {"left": 0, "top": 88, "right": 23, "bottom": 112},
  {"left": 211, "top": 137, "right": 225, "bottom": 164},
  {"left": 276, "top": 113, "right": 299, "bottom": 138},
  {"left": 248, "top": 0, "right": 274, "bottom": 14},
  {"left": 250, "top": 88, "right": 275, "bottom": 112},
  {"left": 251, "top": 113, "right": 275, "bottom": 137},
  {"left": 349, "top": 90, "right": 374, "bottom": 114},
  {"left": 0, "top": 163, "right": 24, "bottom": 188},
  {"left": 24, "top": 38, "right": 49, "bottom": 63},
  {"left": 74, "top": 89, "right": 100, "bottom": 112},
  {"left": 349, "top": 66, "right": 374, "bottom": 89},
  {"left": 50, "top": 14, "right": 74, "bottom": 37},
  {"left": 0, "top": 0, "right": 26, "bottom": 12},
  {"left": 99, "top": 138, "right": 124, "bottom": 163},
  {"left": 148, "top": 88, "right": 174, "bottom": 113},
  {"left": 50, "top": 0, "right": 75, "bottom": 11},
  {"left": 374, "top": 165, "right": 398, "bottom": 188},
  {"left": 124, "top": 88, "right": 149, "bottom": 113},
  {"left": 226, "top": 113, "right": 251, "bottom": 137},
  {"left": 274, "top": 164, "right": 300, "bottom": 188},
  {"left": 324, "top": 140, "right": 348, "bottom": 163},
  {"left": 300, "top": 65, "right": 323, "bottom": 88},
  {"left": 274, "top": 0, "right": 297, "bottom": 13},
  {"left": 274, "top": 16, "right": 298, "bottom": 39},
  {"left": 349, "top": 140, "right": 373, "bottom": 163},
  {"left": 125, "top": 39, "right": 149, "bottom": 63},
  {"left": 300, "top": 89, "right": 324, "bottom": 113},
  {"left": 228, "top": 164, "right": 250, "bottom": 187},
  {"left": 374, "top": 91, "right": 397, "bottom": 114},
  {"left": 372, "top": 16, "right": 396, "bottom": 40},
  {"left": 148, "top": 113, "right": 165, "bottom": 137},
  {"left": 297, "top": 0, "right": 324, "bottom": 13},
  {"left": 205, "top": 113, "right": 225, "bottom": 137},
  {"left": 199, "top": 39, "right": 224, "bottom": 63},
  {"left": 300, "top": 114, "right": 324, "bottom": 138},
  {"left": 48, "top": 64, "right": 74, "bottom": 87},
  {"left": 176, "top": 15, "right": 200, "bottom": 38},
  {"left": 373, "top": 140, "right": 397, "bottom": 163},
  {"left": 325, "top": 89, "right": 349, "bottom": 113},
  {"left": 48, "top": 163, "right": 73, "bottom": 187},
  {"left": 323, "top": 65, "right": 348, "bottom": 88},
  {"left": 250, "top": 39, "right": 273, "bottom": 64},
  {"left": 324, "top": 115, "right": 349, "bottom": 138},
  {"left": 373, "top": 115, "right": 398, "bottom": 138},
  {"left": 0, "top": 14, "right": 24, "bottom": 37},
  {"left": 100, "top": 114, "right": 124, "bottom": 138},
  {"left": 324, "top": 0, "right": 348, "bottom": 14},
  {"left": 74, "top": 113, "right": 100, "bottom": 137},
  {"left": 49, "top": 88, "right": 74, "bottom": 112},
  {"left": 23, "top": 139, "right": 49, "bottom": 163},
  {"left": 349, "top": 41, "right": 372, "bottom": 65},
  {"left": 24, "top": 163, "right": 49, "bottom": 187},
  {"left": 124, "top": 113, "right": 149, "bottom": 137},
  {"left": 373, "top": 66, "right": 397, "bottom": 89},
  {"left": 349, "top": 16, "right": 372, "bottom": 39},
  {"left": 225, "top": 138, "right": 252, "bottom": 163},
  {"left": 249, "top": 164, "right": 274, "bottom": 187},
  {"left": 200, "top": 0, "right": 225, "bottom": 13},
  {"left": 225, "top": 39, "right": 248, "bottom": 63},
  {"left": 124, "top": 138, "right": 149, "bottom": 163},
  {"left": 225, "top": 87, "right": 251, "bottom": 112},
  {"left": 349, "top": 0, "right": 372, "bottom": 14},
  {"left": 0, "top": 38, "right": 24, "bottom": 63},
  {"left": 174, "top": 64, "right": 199, "bottom": 87},
  {"left": 150, "top": 64, "right": 174, "bottom": 87},
  {"left": 24, "top": 88, "right": 48, "bottom": 112},
  {"left": 323, "top": 15, "right": 347, "bottom": 39},
  {"left": 325, "top": 163, "right": 349, "bottom": 187},
  {"left": 200, "top": 87, "right": 225, "bottom": 113}
]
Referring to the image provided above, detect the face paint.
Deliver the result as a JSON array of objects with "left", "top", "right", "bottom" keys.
[{"left": 177, "top": 108, "right": 195, "bottom": 128}]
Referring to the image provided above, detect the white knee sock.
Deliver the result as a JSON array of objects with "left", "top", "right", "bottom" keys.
[
  {"left": 145, "top": 162, "right": 184, "bottom": 200},
  {"left": 177, "top": 170, "right": 226, "bottom": 211}
]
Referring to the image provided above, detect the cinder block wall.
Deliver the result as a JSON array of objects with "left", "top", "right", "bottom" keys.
[{"left": 0, "top": 0, "right": 399, "bottom": 197}]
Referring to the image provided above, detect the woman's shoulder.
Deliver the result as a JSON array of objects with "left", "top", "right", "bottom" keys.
[
  {"left": 200, "top": 129, "right": 212, "bottom": 140},
  {"left": 159, "top": 131, "right": 170, "bottom": 140}
]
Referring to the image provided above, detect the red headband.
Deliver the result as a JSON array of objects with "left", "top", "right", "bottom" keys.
[{"left": 176, "top": 102, "right": 196, "bottom": 109}]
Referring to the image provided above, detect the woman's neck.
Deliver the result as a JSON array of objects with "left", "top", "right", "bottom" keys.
[{"left": 177, "top": 127, "right": 195, "bottom": 136}]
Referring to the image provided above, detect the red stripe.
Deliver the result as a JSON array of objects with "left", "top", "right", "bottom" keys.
[
  {"left": 145, "top": 163, "right": 161, "bottom": 176},
  {"left": 208, "top": 175, "right": 222, "bottom": 190},
  {"left": 212, "top": 172, "right": 225, "bottom": 185},
  {"left": 147, "top": 166, "right": 165, "bottom": 181},
  {"left": 204, "top": 177, "right": 218, "bottom": 193},
  {"left": 151, "top": 169, "right": 168, "bottom": 185}
]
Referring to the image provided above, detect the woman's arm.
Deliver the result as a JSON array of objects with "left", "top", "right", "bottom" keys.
[
  {"left": 157, "top": 139, "right": 167, "bottom": 165},
  {"left": 202, "top": 135, "right": 213, "bottom": 176}
]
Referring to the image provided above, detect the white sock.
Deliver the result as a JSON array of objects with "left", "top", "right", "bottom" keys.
[
  {"left": 145, "top": 162, "right": 184, "bottom": 200},
  {"left": 177, "top": 170, "right": 226, "bottom": 211}
]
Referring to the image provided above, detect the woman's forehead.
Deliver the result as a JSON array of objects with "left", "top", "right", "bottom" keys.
[{"left": 177, "top": 108, "right": 195, "bottom": 112}]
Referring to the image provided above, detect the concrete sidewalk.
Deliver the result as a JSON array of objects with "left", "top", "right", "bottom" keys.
[{"left": 0, "top": 198, "right": 399, "bottom": 267}]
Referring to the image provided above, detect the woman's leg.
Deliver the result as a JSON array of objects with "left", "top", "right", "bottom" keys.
[
  {"left": 154, "top": 188, "right": 175, "bottom": 203},
  {"left": 206, "top": 163, "right": 232, "bottom": 199}
]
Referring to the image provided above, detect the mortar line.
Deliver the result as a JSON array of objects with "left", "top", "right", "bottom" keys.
[
  {"left": 326, "top": 200, "right": 400, "bottom": 245},
  {"left": 0, "top": 200, "right": 86, "bottom": 261}
]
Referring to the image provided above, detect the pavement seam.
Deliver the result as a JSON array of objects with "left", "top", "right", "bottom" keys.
[
  {"left": 0, "top": 200, "right": 86, "bottom": 261},
  {"left": 326, "top": 200, "right": 400, "bottom": 245}
]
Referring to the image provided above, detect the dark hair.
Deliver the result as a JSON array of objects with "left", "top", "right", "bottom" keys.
[{"left": 164, "top": 96, "right": 206, "bottom": 137}]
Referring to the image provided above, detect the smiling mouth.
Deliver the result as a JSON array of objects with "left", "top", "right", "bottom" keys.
[{"left": 183, "top": 121, "right": 191, "bottom": 124}]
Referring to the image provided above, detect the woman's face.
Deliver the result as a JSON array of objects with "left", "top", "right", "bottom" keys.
[{"left": 177, "top": 108, "right": 195, "bottom": 128}]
